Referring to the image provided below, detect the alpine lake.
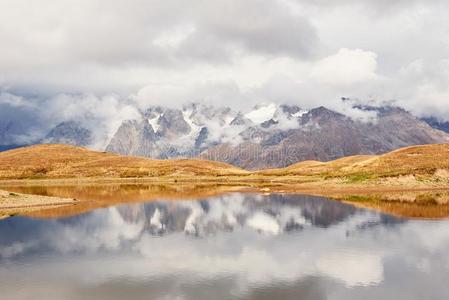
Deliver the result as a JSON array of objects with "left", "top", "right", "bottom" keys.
[{"left": 1, "top": 184, "right": 449, "bottom": 300}]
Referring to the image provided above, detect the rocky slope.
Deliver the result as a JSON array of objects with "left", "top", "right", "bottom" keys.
[
  {"left": 41, "top": 121, "right": 92, "bottom": 147},
  {"left": 203, "top": 106, "right": 449, "bottom": 169},
  {"left": 106, "top": 103, "right": 449, "bottom": 169},
  {"left": 106, "top": 103, "right": 240, "bottom": 158}
]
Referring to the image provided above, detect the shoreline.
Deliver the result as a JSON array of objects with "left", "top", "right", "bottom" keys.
[
  {"left": 2, "top": 178, "right": 449, "bottom": 220},
  {"left": 0, "top": 189, "right": 78, "bottom": 218},
  {"left": 1, "top": 175, "right": 449, "bottom": 192}
]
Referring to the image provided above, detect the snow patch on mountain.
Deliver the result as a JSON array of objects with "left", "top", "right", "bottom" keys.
[
  {"left": 147, "top": 115, "right": 161, "bottom": 132},
  {"left": 292, "top": 110, "right": 308, "bottom": 118},
  {"left": 245, "top": 103, "right": 277, "bottom": 124},
  {"left": 182, "top": 109, "right": 202, "bottom": 139}
]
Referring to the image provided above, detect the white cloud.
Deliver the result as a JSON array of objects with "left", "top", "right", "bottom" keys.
[
  {"left": 310, "top": 48, "right": 379, "bottom": 85},
  {"left": 2, "top": 0, "right": 449, "bottom": 141},
  {"left": 0, "top": 0, "right": 317, "bottom": 95},
  {"left": 43, "top": 94, "right": 141, "bottom": 149},
  {"left": 316, "top": 251, "right": 383, "bottom": 287},
  {"left": 0, "top": 92, "right": 33, "bottom": 108},
  {"left": 246, "top": 212, "right": 281, "bottom": 235}
]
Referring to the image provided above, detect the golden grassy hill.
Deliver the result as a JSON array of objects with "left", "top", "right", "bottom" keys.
[
  {"left": 259, "top": 155, "right": 377, "bottom": 176},
  {"left": 0, "top": 144, "right": 248, "bottom": 180},
  {"left": 1, "top": 143, "right": 449, "bottom": 184},
  {"left": 2, "top": 143, "right": 449, "bottom": 220},
  {"left": 259, "top": 143, "right": 449, "bottom": 181}
]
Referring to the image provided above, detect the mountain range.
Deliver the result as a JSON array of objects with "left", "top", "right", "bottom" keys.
[
  {"left": 2, "top": 102, "right": 449, "bottom": 169},
  {"left": 104, "top": 103, "right": 449, "bottom": 169}
]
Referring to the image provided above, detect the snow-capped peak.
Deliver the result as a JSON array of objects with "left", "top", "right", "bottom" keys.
[{"left": 244, "top": 103, "right": 277, "bottom": 124}]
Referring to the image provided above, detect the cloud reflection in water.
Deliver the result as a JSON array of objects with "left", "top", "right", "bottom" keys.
[{"left": 0, "top": 193, "right": 448, "bottom": 300}]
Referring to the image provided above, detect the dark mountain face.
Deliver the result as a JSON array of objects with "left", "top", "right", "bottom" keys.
[
  {"left": 42, "top": 121, "right": 92, "bottom": 147},
  {"left": 3, "top": 95, "right": 448, "bottom": 168},
  {"left": 280, "top": 104, "right": 302, "bottom": 115},
  {"left": 106, "top": 103, "right": 239, "bottom": 158},
  {"left": 201, "top": 106, "right": 449, "bottom": 169},
  {"left": 0, "top": 144, "right": 25, "bottom": 152},
  {"left": 0, "top": 120, "right": 27, "bottom": 146},
  {"left": 104, "top": 103, "right": 449, "bottom": 169},
  {"left": 422, "top": 117, "right": 449, "bottom": 133}
]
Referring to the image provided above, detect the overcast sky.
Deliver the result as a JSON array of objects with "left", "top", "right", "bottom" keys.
[{"left": 1, "top": 0, "right": 449, "bottom": 143}]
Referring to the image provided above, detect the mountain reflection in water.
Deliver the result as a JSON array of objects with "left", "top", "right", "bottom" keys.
[{"left": 1, "top": 193, "right": 448, "bottom": 300}]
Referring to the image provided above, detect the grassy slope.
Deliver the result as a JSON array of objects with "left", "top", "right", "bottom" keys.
[
  {"left": 258, "top": 144, "right": 449, "bottom": 182},
  {"left": 2, "top": 144, "right": 449, "bottom": 219},
  {"left": 1, "top": 143, "right": 449, "bottom": 186},
  {"left": 0, "top": 144, "right": 248, "bottom": 179}
]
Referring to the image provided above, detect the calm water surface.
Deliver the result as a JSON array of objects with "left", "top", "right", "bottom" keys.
[{"left": 1, "top": 191, "right": 449, "bottom": 299}]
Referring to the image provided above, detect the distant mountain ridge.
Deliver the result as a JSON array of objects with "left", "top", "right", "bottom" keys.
[
  {"left": 106, "top": 103, "right": 449, "bottom": 169},
  {"left": 41, "top": 121, "right": 92, "bottom": 147},
  {"left": 0, "top": 144, "right": 25, "bottom": 152},
  {"left": 422, "top": 117, "right": 449, "bottom": 134},
  {"left": 0, "top": 120, "right": 27, "bottom": 147},
  {"left": 2, "top": 102, "right": 449, "bottom": 169}
]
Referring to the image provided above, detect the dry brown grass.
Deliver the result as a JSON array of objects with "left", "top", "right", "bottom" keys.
[
  {"left": 0, "top": 144, "right": 248, "bottom": 180},
  {"left": 3, "top": 144, "right": 449, "bottom": 220},
  {"left": 348, "top": 144, "right": 449, "bottom": 177},
  {"left": 1, "top": 143, "right": 449, "bottom": 188},
  {"left": 258, "top": 155, "right": 376, "bottom": 176},
  {"left": 258, "top": 144, "right": 449, "bottom": 183}
]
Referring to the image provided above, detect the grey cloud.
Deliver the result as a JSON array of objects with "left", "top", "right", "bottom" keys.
[
  {"left": 188, "top": 0, "right": 318, "bottom": 58},
  {"left": 296, "top": 0, "right": 443, "bottom": 13},
  {"left": 0, "top": 0, "right": 318, "bottom": 68},
  {"left": 1, "top": 0, "right": 449, "bottom": 127},
  {"left": 0, "top": 93, "right": 47, "bottom": 144},
  {"left": 0, "top": 0, "right": 319, "bottom": 95},
  {"left": 0, "top": 91, "right": 140, "bottom": 147}
]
